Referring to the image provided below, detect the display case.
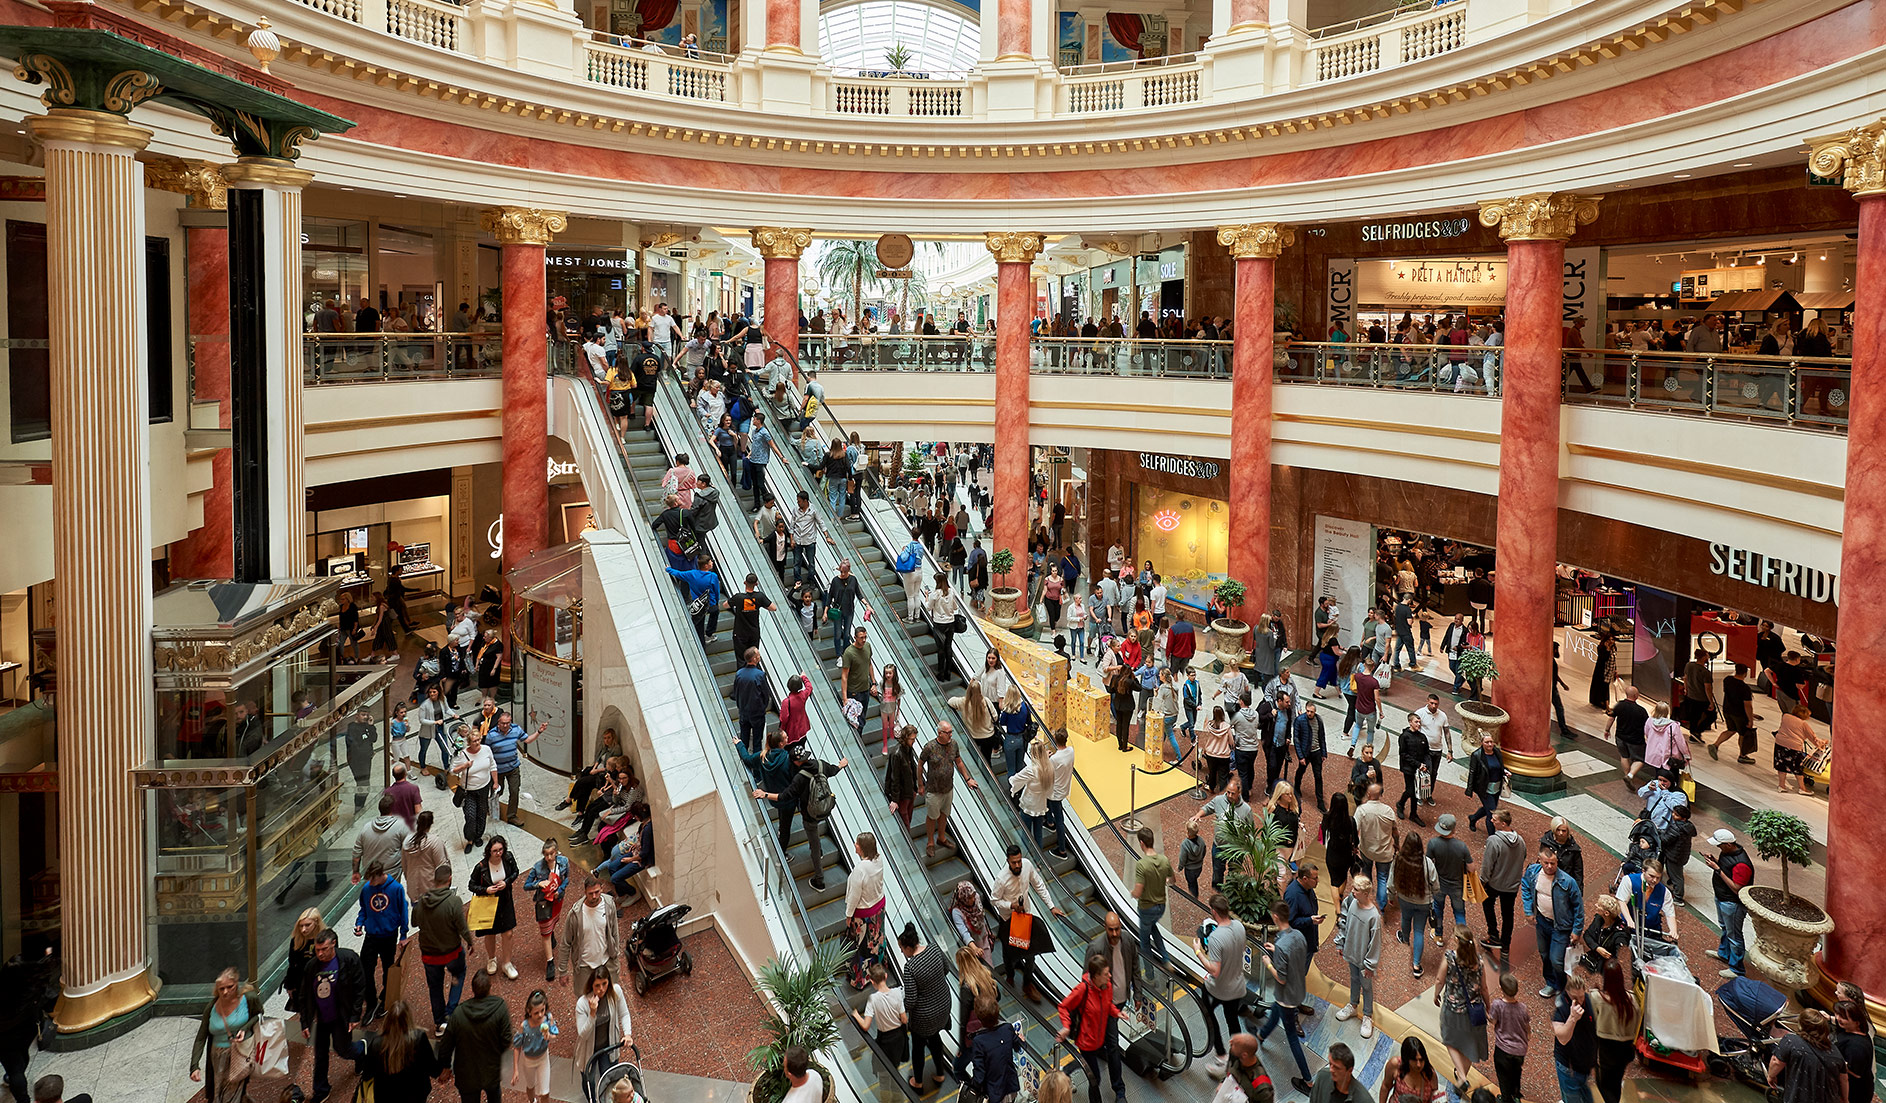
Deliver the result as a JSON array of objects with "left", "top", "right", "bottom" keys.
[
  {"left": 139, "top": 578, "right": 396, "bottom": 1006},
  {"left": 510, "top": 543, "right": 585, "bottom": 775}
]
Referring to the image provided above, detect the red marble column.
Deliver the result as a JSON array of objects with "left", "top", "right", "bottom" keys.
[
  {"left": 169, "top": 220, "right": 233, "bottom": 579},
  {"left": 1488, "top": 236, "right": 1564, "bottom": 771},
  {"left": 483, "top": 207, "right": 567, "bottom": 581},
  {"left": 995, "top": 0, "right": 1031, "bottom": 58},
  {"left": 993, "top": 258, "right": 1032, "bottom": 575},
  {"left": 1227, "top": 0, "right": 1264, "bottom": 29},
  {"left": 765, "top": 257, "right": 798, "bottom": 360},
  {"left": 1229, "top": 255, "right": 1272, "bottom": 619},
  {"left": 765, "top": 0, "right": 799, "bottom": 48},
  {"left": 1823, "top": 191, "right": 1886, "bottom": 999}
]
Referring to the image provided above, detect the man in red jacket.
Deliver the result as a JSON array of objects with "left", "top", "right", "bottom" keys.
[{"left": 1167, "top": 616, "right": 1197, "bottom": 674}]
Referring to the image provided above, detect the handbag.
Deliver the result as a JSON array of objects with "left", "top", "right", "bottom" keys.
[
  {"left": 467, "top": 893, "right": 500, "bottom": 931},
  {"left": 353, "top": 1078, "right": 377, "bottom": 1103},
  {"left": 1676, "top": 770, "right": 1697, "bottom": 802},
  {"left": 534, "top": 889, "right": 557, "bottom": 923},
  {"left": 951, "top": 613, "right": 968, "bottom": 633},
  {"left": 1468, "top": 997, "right": 1488, "bottom": 1027}
]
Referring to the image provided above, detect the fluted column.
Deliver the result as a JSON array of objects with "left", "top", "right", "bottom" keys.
[
  {"left": 751, "top": 227, "right": 812, "bottom": 368},
  {"left": 1217, "top": 223, "right": 1293, "bottom": 622},
  {"left": 482, "top": 207, "right": 568, "bottom": 577},
  {"left": 30, "top": 108, "right": 158, "bottom": 1032},
  {"left": 1477, "top": 192, "right": 1600, "bottom": 791},
  {"left": 985, "top": 231, "right": 1044, "bottom": 577},
  {"left": 223, "top": 158, "right": 313, "bottom": 580},
  {"left": 149, "top": 159, "right": 233, "bottom": 579},
  {"left": 1807, "top": 121, "right": 1886, "bottom": 1017}
]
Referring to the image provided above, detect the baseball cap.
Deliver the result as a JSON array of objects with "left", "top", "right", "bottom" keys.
[
  {"left": 1436, "top": 814, "right": 1456, "bottom": 837},
  {"left": 1709, "top": 829, "right": 1736, "bottom": 846}
]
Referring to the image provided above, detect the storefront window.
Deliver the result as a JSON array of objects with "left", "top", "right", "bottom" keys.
[
  {"left": 303, "top": 218, "right": 369, "bottom": 323},
  {"left": 1134, "top": 486, "right": 1228, "bottom": 608}
]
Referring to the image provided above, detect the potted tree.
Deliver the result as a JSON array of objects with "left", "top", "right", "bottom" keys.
[
  {"left": 1208, "top": 578, "right": 1251, "bottom": 667},
  {"left": 1452, "top": 646, "right": 1510, "bottom": 741},
  {"left": 1740, "top": 809, "right": 1834, "bottom": 990},
  {"left": 1210, "top": 811, "right": 1292, "bottom": 982},
  {"left": 989, "top": 548, "right": 1023, "bottom": 627},
  {"left": 748, "top": 943, "right": 846, "bottom": 1103}
]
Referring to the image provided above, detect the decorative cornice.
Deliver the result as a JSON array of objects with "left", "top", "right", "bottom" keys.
[
  {"left": 749, "top": 225, "right": 813, "bottom": 259},
  {"left": 152, "top": 597, "right": 339, "bottom": 676},
  {"left": 640, "top": 231, "right": 683, "bottom": 250},
  {"left": 1216, "top": 222, "right": 1295, "bottom": 258},
  {"left": 220, "top": 156, "right": 313, "bottom": 190},
  {"left": 480, "top": 205, "right": 567, "bottom": 246},
  {"left": 984, "top": 230, "right": 1045, "bottom": 264},
  {"left": 25, "top": 108, "right": 152, "bottom": 151},
  {"left": 143, "top": 154, "right": 228, "bottom": 208},
  {"left": 1477, "top": 191, "right": 1601, "bottom": 241},
  {"left": 1807, "top": 118, "right": 1886, "bottom": 199}
]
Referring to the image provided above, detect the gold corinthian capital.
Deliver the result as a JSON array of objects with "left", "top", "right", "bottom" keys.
[
  {"left": 984, "top": 231, "right": 1045, "bottom": 264},
  {"left": 143, "top": 155, "right": 228, "bottom": 210},
  {"left": 1216, "top": 223, "right": 1295, "bottom": 259},
  {"left": 1477, "top": 193, "right": 1602, "bottom": 242},
  {"left": 480, "top": 206, "right": 568, "bottom": 246},
  {"left": 1808, "top": 118, "right": 1886, "bottom": 199},
  {"left": 750, "top": 226, "right": 813, "bottom": 259}
]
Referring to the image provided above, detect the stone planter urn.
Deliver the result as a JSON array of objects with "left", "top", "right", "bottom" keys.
[
  {"left": 1742, "top": 885, "right": 1835, "bottom": 991},
  {"left": 1455, "top": 699, "right": 1511, "bottom": 748},
  {"left": 1209, "top": 618, "right": 1250, "bottom": 667},
  {"left": 990, "top": 586, "right": 1023, "bottom": 627}
]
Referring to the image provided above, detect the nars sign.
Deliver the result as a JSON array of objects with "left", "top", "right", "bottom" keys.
[
  {"left": 1138, "top": 453, "right": 1220, "bottom": 480},
  {"left": 1709, "top": 544, "right": 1839, "bottom": 605}
]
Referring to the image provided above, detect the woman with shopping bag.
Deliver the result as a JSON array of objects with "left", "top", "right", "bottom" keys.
[{"left": 190, "top": 968, "right": 265, "bottom": 1103}]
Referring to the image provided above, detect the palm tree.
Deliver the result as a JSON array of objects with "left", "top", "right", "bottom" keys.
[{"left": 815, "top": 239, "right": 879, "bottom": 328}]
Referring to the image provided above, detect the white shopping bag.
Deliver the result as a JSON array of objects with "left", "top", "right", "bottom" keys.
[{"left": 253, "top": 1016, "right": 291, "bottom": 1077}]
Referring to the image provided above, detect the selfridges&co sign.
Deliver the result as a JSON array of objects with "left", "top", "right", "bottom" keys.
[
  {"left": 1360, "top": 218, "right": 1474, "bottom": 243},
  {"left": 1138, "top": 453, "right": 1220, "bottom": 480}
]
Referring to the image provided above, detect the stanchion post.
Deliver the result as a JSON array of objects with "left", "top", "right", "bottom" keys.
[{"left": 1121, "top": 765, "right": 1143, "bottom": 832}]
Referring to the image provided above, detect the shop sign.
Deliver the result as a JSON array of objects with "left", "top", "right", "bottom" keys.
[
  {"left": 646, "top": 252, "right": 681, "bottom": 273},
  {"left": 1100, "top": 267, "right": 1117, "bottom": 286},
  {"left": 1355, "top": 258, "right": 1507, "bottom": 306},
  {"left": 1709, "top": 544, "right": 1839, "bottom": 604},
  {"left": 1137, "top": 453, "right": 1220, "bottom": 480},
  {"left": 1359, "top": 217, "right": 1475, "bottom": 243},
  {"left": 1326, "top": 258, "right": 1356, "bottom": 335},
  {"left": 1563, "top": 247, "right": 1602, "bottom": 348},
  {"left": 548, "top": 458, "right": 580, "bottom": 480},
  {"left": 548, "top": 251, "right": 634, "bottom": 271},
  {"left": 1313, "top": 515, "right": 1373, "bottom": 644},
  {"left": 487, "top": 515, "right": 503, "bottom": 560}
]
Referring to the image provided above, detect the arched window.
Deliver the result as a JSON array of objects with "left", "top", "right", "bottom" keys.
[{"left": 819, "top": 0, "right": 982, "bottom": 75}]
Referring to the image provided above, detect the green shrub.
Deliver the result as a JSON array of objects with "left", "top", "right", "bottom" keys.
[
  {"left": 1214, "top": 578, "right": 1247, "bottom": 611},
  {"left": 1746, "top": 809, "right": 1813, "bottom": 900}
]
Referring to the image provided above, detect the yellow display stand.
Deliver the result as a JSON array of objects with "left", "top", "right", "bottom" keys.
[
  {"left": 1067, "top": 673, "right": 1112, "bottom": 743},
  {"left": 978, "top": 617, "right": 1066, "bottom": 733}
]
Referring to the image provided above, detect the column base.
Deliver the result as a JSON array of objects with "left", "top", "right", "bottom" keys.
[
  {"left": 1499, "top": 745, "right": 1565, "bottom": 794},
  {"left": 50, "top": 967, "right": 157, "bottom": 1047},
  {"left": 1806, "top": 951, "right": 1886, "bottom": 1036}
]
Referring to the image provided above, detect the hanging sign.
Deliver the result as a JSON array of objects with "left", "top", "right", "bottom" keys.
[{"left": 1355, "top": 258, "right": 1507, "bottom": 306}]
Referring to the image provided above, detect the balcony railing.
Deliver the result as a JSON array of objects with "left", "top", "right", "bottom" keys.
[
  {"left": 582, "top": 38, "right": 731, "bottom": 101},
  {"left": 1057, "top": 60, "right": 1206, "bottom": 114},
  {"left": 302, "top": 331, "right": 503, "bottom": 384},
  {"left": 1310, "top": 0, "right": 1468, "bottom": 82},
  {"left": 796, "top": 332, "right": 994, "bottom": 369},
  {"left": 829, "top": 77, "right": 970, "bottom": 117}
]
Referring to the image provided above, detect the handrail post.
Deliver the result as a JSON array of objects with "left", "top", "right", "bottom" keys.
[
  {"left": 1121, "top": 765, "right": 1142, "bottom": 832},
  {"left": 1786, "top": 359, "right": 1801, "bottom": 424},
  {"left": 1703, "top": 355, "right": 1717, "bottom": 413}
]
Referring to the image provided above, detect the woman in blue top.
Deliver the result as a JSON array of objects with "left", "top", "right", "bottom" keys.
[{"left": 190, "top": 968, "right": 264, "bottom": 1103}]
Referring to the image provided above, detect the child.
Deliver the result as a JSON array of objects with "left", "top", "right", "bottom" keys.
[
  {"left": 1488, "top": 971, "right": 1530, "bottom": 1103},
  {"left": 1659, "top": 803, "right": 1697, "bottom": 905},
  {"left": 390, "top": 702, "right": 413, "bottom": 763},
  {"left": 1418, "top": 613, "right": 1434, "bottom": 655},
  {"left": 1180, "top": 669, "right": 1201, "bottom": 743},
  {"left": 512, "top": 989, "right": 559, "bottom": 1103},
  {"left": 1333, "top": 874, "right": 1381, "bottom": 1039},
  {"left": 850, "top": 963, "right": 908, "bottom": 1077},
  {"left": 1178, "top": 822, "right": 1206, "bottom": 899}
]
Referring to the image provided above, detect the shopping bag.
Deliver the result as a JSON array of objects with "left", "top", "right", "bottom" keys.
[
  {"left": 254, "top": 1016, "right": 291, "bottom": 1078},
  {"left": 1564, "top": 944, "right": 1582, "bottom": 982},
  {"left": 1463, "top": 869, "right": 1487, "bottom": 906},
  {"left": 383, "top": 941, "right": 407, "bottom": 1008},
  {"left": 467, "top": 893, "right": 500, "bottom": 932},
  {"left": 1676, "top": 771, "right": 1697, "bottom": 802},
  {"left": 1007, "top": 910, "right": 1035, "bottom": 950}
]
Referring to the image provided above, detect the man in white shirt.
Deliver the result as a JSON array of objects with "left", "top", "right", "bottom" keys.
[
  {"left": 780, "top": 1046, "right": 823, "bottom": 1103},
  {"left": 582, "top": 334, "right": 609, "bottom": 382},
  {"left": 1439, "top": 614, "right": 1471, "bottom": 695},
  {"left": 1046, "top": 730, "right": 1077, "bottom": 859},
  {"left": 1098, "top": 574, "right": 1120, "bottom": 637},
  {"left": 991, "top": 844, "right": 1064, "bottom": 1001},
  {"left": 559, "top": 873, "right": 622, "bottom": 991},
  {"left": 648, "top": 302, "right": 677, "bottom": 364},
  {"left": 1412, "top": 694, "right": 1452, "bottom": 804},
  {"left": 1149, "top": 575, "right": 1168, "bottom": 618}
]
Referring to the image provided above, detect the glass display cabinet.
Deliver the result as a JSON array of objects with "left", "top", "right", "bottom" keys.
[
  {"left": 139, "top": 578, "right": 396, "bottom": 1007},
  {"left": 509, "top": 542, "right": 584, "bottom": 775}
]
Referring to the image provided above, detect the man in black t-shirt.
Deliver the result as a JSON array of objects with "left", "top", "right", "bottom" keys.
[
  {"left": 726, "top": 573, "right": 776, "bottom": 659},
  {"left": 1771, "top": 650, "right": 1810, "bottom": 714},
  {"left": 1604, "top": 686, "right": 1651, "bottom": 786},
  {"left": 1710, "top": 663, "right": 1758, "bottom": 763}
]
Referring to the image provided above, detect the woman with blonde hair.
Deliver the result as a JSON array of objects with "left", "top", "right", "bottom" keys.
[
  {"left": 949, "top": 680, "right": 998, "bottom": 764},
  {"left": 190, "top": 967, "right": 262, "bottom": 1103},
  {"left": 283, "top": 908, "right": 324, "bottom": 1018},
  {"left": 1037, "top": 1069, "right": 1073, "bottom": 1103},
  {"left": 1009, "top": 736, "right": 1055, "bottom": 846},
  {"left": 1266, "top": 781, "right": 1304, "bottom": 865},
  {"left": 954, "top": 945, "right": 1000, "bottom": 1074}
]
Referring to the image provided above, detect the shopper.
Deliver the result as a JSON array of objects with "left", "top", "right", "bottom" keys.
[
  {"left": 437, "top": 969, "right": 512, "bottom": 1103},
  {"left": 1356, "top": 783, "right": 1400, "bottom": 912},
  {"left": 1590, "top": 958, "right": 1642, "bottom": 1103},
  {"left": 852, "top": 962, "right": 909, "bottom": 1081},
  {"left": 1522, "top": 845, "right": 1585, "bottom": 998},
  {"left": 295, "top": 930, "right": 367, "bottom": 1103},
  {"left": 1463, "top": 733, "right": 1508, "bottom": 833},
  {"left": 484, "top": 710, "right": 546, "bottom": 827},
  {"left": 359, "top": 1001, "right": 444, "bottom": 1102},
  {"left": 522, "top": 839, "right": 572, "bottom": 981},
  {"left": 188, "top": 968, "right": 264, "bottom": 1103},
  {"left": 1257, "top": 901, "right": 1316, "bottom": 1095},
  {"left": 450, "top": 723, "right": 497, "bottom": 854},
  {"left": 1392, "top": 832, "right": 1439, "bottom": 980},
  {"left": 413, "top": 862, "right": 473, "bottom": 1034},
  {"left": 1551, "top": 976, "right": 1599, "bottom": 1103},
  {"left": 897, "top": 924, "right": 953, "bottom": 1093},
  {"left": 1199, "top": 893, "right": 1249, "bottom": 1075},
  {"left": 1381, "top": 1037, "right": 1443, "bottom": 1103},
  {"left": 1434, "top": 926, "right": 1490, "bottom": 1087},
  {"left": 572, "top": 965, "right": 633, "bottom": 1088},
  {"left": 918, "top": 721, "right": 977, "bottom": 857},
  {"left": 754, "top": 742, "right": 848, "bottom": 893},
  {"left": 1704, "top": 828, "right": 1755, "bottom": 979},
  {"left": 558, "top": 874, "right": 622, "bottom": 994},
  {"left": 845, "top": 833, "right": 888, "bottom": 989},
  {"left": 353, "top": 860, "right": 408, "bottom": 1021},
  {"left": 1480, "top": 810, "right": 1525, "bottom": 962},
  {"left": 1311, "top": 1043, "right": 1371, "bottom": 1103},
  {"left": 1396, "top": 714, "right": 1430, "bottom": 826},
  {"left": 1488, "top": 972, "right": 1531, "bottom": 1103},
  {"left": 992, "top": 845, "right": 1063, "bottom": 1001},
  {"left": 1057, "top": 954, "right": 1128, "bottom": 1103},
  {"left": 466, "top": 837, "right": 519, "bottom": 981},
  {"left": 884, "top": 724, "right": 920, "bottom": 829}
]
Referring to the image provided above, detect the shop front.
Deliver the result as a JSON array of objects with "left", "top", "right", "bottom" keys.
[
  {"left": 643, "top": 249, "right": 684, "bottom": 312},
  {"left": 1084, "top": 448, "right": 1228, "bottom": 618},
  {"left": 547, "top": 247, "right": 636, "bottom": 338},
  {"left": 1087, "top": 258, "right": 1131, "bottom": 325}
]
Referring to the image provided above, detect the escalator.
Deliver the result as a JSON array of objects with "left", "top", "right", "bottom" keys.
[
  {"left": 586, "top": 372, "right": 1092, "bottom": 1099},
  {"left": 647, "top": 370, "right": 1211, "bottom": 1081}
]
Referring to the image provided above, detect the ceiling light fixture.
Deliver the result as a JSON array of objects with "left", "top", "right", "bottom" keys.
[
  {"left": 1733, "top": 162, "right": 1753, "bottom": 167},
  {"left": 1821, "top": 253, "right": 1828, "bottom": 261}
]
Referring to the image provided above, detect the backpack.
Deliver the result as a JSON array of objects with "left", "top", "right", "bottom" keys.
[
  {"left": 800, "top": 765, "right": 836, "bottom": 820},
  {"left": 894, "top": 543, "right": 923, "bottom": 573}
]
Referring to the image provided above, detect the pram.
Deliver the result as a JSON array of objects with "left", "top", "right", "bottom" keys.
[
  {"left": 583, "top": 1041, "right": 646, "bottom": 1103},
  {"left": 627, "top": 902, "right": 694, "bottom": 995},
  {"left": 1708, "top": 977, "right": 1790, "bottom": 1103}
]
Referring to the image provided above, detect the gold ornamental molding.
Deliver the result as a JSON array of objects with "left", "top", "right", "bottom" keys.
[
  {"left": 1216, "top": 221, "right": 1296, "bottom": 259},
  {"left": 122, "top": 0, "right": 1762, "bottom": 165},
  {"left": 142, "top": 154, "right": 228, "bottom": 209},
  {"left": 221, "top": 156, "right": 314, "bottom": 190},
  {"left": 55, "top": 970, "right": 155, "bottom": 1034},
  {"left": 749, "top": 226, "right": 813, "bottom": 259},
  {"left": 25, "top": 108, "right": 152, "bottom": 151},
  {"left": 984, "top": 230, "right": 1045, "bottom": 264},
  {"left": 1498, "top": 744, "right": 1562, "bottom": 778},
  {"left": 152, "top": 597, "right": 339, "bottom": 675},
  {"left": 1807, "top": 118, "right": 1886, "bottom": 199},
  {"left": 480, "top": 205, "right": 568, "bottom": 246},
  {"left": 1478, "top": 191, "right": 1602, "bottom": 241}
]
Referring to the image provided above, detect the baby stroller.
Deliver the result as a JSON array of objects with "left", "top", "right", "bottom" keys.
[
  {"left": 627, "top": 902, "right": 694, "bottom": 995},
  {"left": 1708, "top": 976, "right": 1790, "bottom": 1103},
  {"left": 583, "top": 1041, "right": 646, "bottom": 1103}
]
